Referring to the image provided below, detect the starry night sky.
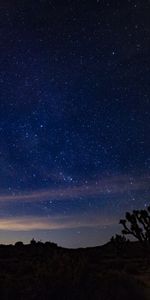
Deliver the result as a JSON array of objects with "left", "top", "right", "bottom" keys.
[{"left": 0, "top": 0, "right": 150, "bottom": 247}]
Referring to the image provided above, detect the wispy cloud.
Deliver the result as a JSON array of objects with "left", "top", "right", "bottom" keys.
[
  {"left": 0, "top": 214, "right": 116, "bottom": 231},
  {"left": 0, "top": 174, "right": 149, "bottom": 203}
]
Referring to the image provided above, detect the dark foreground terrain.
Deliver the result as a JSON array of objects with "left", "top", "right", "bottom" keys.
[{"left": 0, "top": 241, "right": 149, "bottom": 300}]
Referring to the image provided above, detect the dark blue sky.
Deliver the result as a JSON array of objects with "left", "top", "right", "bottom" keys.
[{"left": 0, "top": 0, "right": 150, "bottom": 247}]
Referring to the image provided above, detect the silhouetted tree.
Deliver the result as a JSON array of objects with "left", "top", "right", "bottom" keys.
[
  {"left": 45, "top": 241, "right": 58, "bottom": 248},
  {"left": 15, "top": 241, "right": 24, "bottom": 247},
  {"left": 119, "top": 206, "right": 150, "bottom": 248},
  {"left": 111, "top": 234, "right": 128, "bottom": 255},
  {"left": 30, "top": 238, "right": 37, "bottom": 245}
]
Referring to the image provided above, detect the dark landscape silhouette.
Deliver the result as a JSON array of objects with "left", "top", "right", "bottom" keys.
[{"left": 0, "top": 207, "right": 149, "bottom": 300}]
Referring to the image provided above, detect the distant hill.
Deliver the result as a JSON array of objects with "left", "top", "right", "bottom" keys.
[{"left": 0, "top": 241, "right": 149, "bottom": 300}]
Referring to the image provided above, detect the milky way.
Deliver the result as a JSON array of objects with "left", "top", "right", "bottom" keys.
[{"left": 0, "top": 0, "right": 150, "bottom": 247}]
